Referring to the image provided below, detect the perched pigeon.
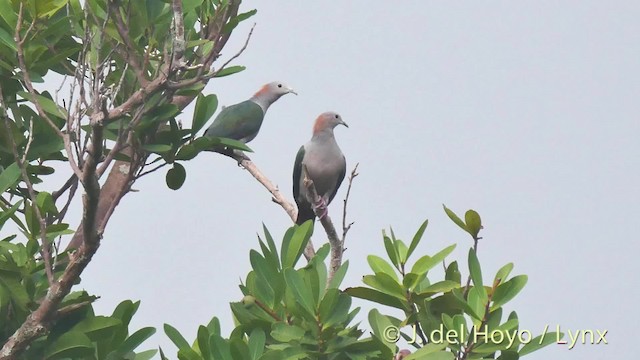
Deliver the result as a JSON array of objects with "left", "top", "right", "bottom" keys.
[
  {"left": 293, "top": 112, "right": 348, "bottom": 225},
  {"left": 204, "top": 81, "right": 296, "bottom": 145}
]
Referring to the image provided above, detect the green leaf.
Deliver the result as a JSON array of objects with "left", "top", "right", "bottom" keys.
[
  {"left": 445, "top": 261, "right": 461, "bottom": 284},
  {"left": 71, "top": 315, "right": 121, "bottom": 340},
  {"left": 327, "top": 260, "right": 348, "bottom": 289},
  {"left": 214, "top": 65, "right": 246, "bottom": 78},
  {"left": 452, "top": 314, "right": 468, "bottom": 345},
  {"left": 283, "top": 268, "right": 316, "bottom": 316},
  {"left": 0, "top": 200, "right": 22, "bottom": 229},
  {"left": 181, "top": 0, "right": 204, "bottom": 13},
  {"left": 466, "top": 287, "right": 484, "bottom": 322},
  {"left": 367, "top": 255, "right": 398, "bottom": 282},
  {"left": 163, "top": 323, "right": 190, "bottom": 350},
  {"left": 282, "top": 221, "right": 312, "bottom": 269},
  {"left": 222, "top": 9, "right": 257, "bottom": 33},
  {"left": 494, "top": 263, "right": 514, "bottom": 285},
  {"left": 0, "top": 276, "right": 30, "bottom": 310},
  {"left": 165, "top": 163, "right": 186, "bottom": 190},
  {"left": 247, "top": 328, "right": 265, "bottom": 360},
  {"left": 406, "top": 351, "right": 454, "bottom": 360},
  {"left": 443, "top": 205, "right": 467, "bottom": 232},
  {"left": 383, "top": 234, "right": 399, "bottom": 268},
  {"left": 36, "top": 0, "right": 68, "bottom": 18},
  {"left": 468, "top": 248, "right": 486, "bottom": 300},
  {"left": 217, "top": 137, "right": 253, "bottom": 152},
  {"left": 37, "top": 191, "right": 57, "bottom": 215},
  {"left": 321, "top": 292, "right": 351, "bottom": 329},
  {"left": 402, "top": 272, "right": 422, "bottom": 291},
  {"left": 175, "top": 144, "right": 200, "bottom": 161},
  {"left": 117, "top": 327, "right": 156, "bottom": 354},
  {"left": 141, "top": 144, "right": 172, "bottom": 153},
  {"left": 45, "top": 331, "right": 94, "bottom": 360},
  {"left": 345, "top": 287, "right": 407, "bottom": 310},
  {"left": 367, "top": 309, "right": 397, "bottom": 353},
  {"left": 497, "top": 351, "right": 520, "bottom": 360},
  {"left": 197, "top": 325, "right": 211, "bottom": 360},
  {"left": 135, "top": 349, "right": 158, "bottom": 360},
  {"left": 491, "top": 275, "right": 528, "bottom": 311},
  {"left": 396, "top": 239, "right": 408, "bottom": 264},
  {"left": 407, "top": 219, "right": 428, "bottom": 260},
  {"left": 404, "top": 342, "right": 450, "bottom": 359},
  {"left": 416, "top": 280, "right": 460, "bottom": 296},
  {"left": 0, "top": 163, "right": 21, "bottom": 194},
  {"left": 271, "top": 323, "right": 305, "bottom": 342},
  {"left": 18, "top": 91, "right": 67, "bottom": 118},
  {"left": 519, "top": 332, "right": 563, "bottom": 356},
  {"left": 465, "top": 210, "right": 482, "bottom": 238},
  {"left": 411, "top": 244, "right": 457, "bottom": 275},
  {"left": 0, "top": 28, "right": 17, "bottom": 52},
  {"left": 193, "top": 94, "right": 218, "bottom": 135},
  {"left": 0, "top": 1, "right": 17, "bottom": 28},
  {"left": 362, "top": 272, "right": 406, "bottom": 299}
]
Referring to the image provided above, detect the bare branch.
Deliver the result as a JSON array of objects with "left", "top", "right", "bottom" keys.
[
  {"left": 341, "top": 163, "right": 359, "bottom": 242},
  {"left": 136, "top": 161, "right": 169, "bottom": 179},
  {"left": 301, "top": 165, "right": 342, "bottom": 287},
  {"left": 168, "top": 23, "right": 255, "bottom": 90},
  {"left": 229, "top": 152, "right": 316, "bottom": 260},
  {"left": 206, "top": 23, "right": 255, "bottom": 79},
  {"left": 20, "top": 114, "right": 35, "bottom": 164},
  {"left": 14, "top": 3, "right": 64, "bottom": 139},
  {"left": 1, "top": 2, "right": 248, "bottom": 358},
  {"left": 171, "top": 0, "right": 186, "bottom": 65},
  {"left": 108, "top": 2, "right": 148, "bottom": 86}
]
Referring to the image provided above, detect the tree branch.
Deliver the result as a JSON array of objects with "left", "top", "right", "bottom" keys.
[
  {"left": 341, "top": 164, "right": 359, "bottom": 242},
  {"left": 301, "top": 165, "right": 342, "bottom": 287},
  {"left": 0, "top": 2, "right": 249, "bottom": 358},
  {"left": 108, "top": 2, "right": 148, "bottom": 86},
  {"left": 228, "top": 152, "right": 316, "bottom": 260},
  {"left": 171, "top": 0, "right": 186, "bottom": 65}
]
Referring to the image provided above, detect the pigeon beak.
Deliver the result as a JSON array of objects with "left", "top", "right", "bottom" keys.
[
  {"left": 341, "top": 120, "right": 349, "bottom": 128},
  {"left": 288, "top": 88, "right": 298, "bottom": 95}
]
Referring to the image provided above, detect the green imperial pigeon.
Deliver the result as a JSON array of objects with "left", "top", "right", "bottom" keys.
[
  {"left": 293, "top": 112, "right": 348, "bottom": 225},
  {"left": 204, "top": 81, "right": 296, "bottom": 145}
]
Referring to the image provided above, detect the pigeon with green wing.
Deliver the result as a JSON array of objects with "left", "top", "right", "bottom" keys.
[
  {"left": 204, "top": 81, "right": 296, "bottom": 153},
  {"left": 293, "top": 112, "right": 348, "bottom": 225}
]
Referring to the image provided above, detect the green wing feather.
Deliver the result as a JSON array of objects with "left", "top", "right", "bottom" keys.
[
  {"left": 292, "top": 145, "right": 305, "bottom": 202},
  {"left": 204, "top": 100, "right": 264, "bottom": 142}
]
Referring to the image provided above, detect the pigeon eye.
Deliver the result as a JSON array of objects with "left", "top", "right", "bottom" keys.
[
  {"left": 335, "top": 115, "right": 339, "bottom": 119},
  {"left": 278, "top": 84, "right": 283, "bottom": 88}
]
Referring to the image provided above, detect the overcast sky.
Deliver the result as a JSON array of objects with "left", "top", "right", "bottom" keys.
[{"left": 67, "top": 2, "right": 640, "bottom": 359}]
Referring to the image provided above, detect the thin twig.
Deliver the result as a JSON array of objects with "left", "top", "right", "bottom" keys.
[
  {"left": 14, "top": 3, "right": 64, "bottom": 138},
  {"left": 168, "top": 23, "right": 256, "bottom": 89},
  {"left": 54, "top": 300, "right": 95, "bottom": 319},
  {"left": 341, "top": 163, "right": 359, "bottom": 242},
  {"left": 136, "top": 162, "right": 169, "bottom": 179},
  {"left": 108, "top": 2, "right": 148, "bottom": 86}
]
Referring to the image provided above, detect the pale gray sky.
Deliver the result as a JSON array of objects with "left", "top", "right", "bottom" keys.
[{"left": 73, "top": 2, "right": 639, "bottom": 359}]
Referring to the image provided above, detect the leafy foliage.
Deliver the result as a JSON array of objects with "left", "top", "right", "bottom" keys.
[
  {"left": 164, "top": 224, "right": 385, "bottom": 359},
  {"left": 0, "top": 0, "right": 557, "bottom": 359},
  {"left": 161, "top": 208, "right": 559, "bottom": 360}
]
